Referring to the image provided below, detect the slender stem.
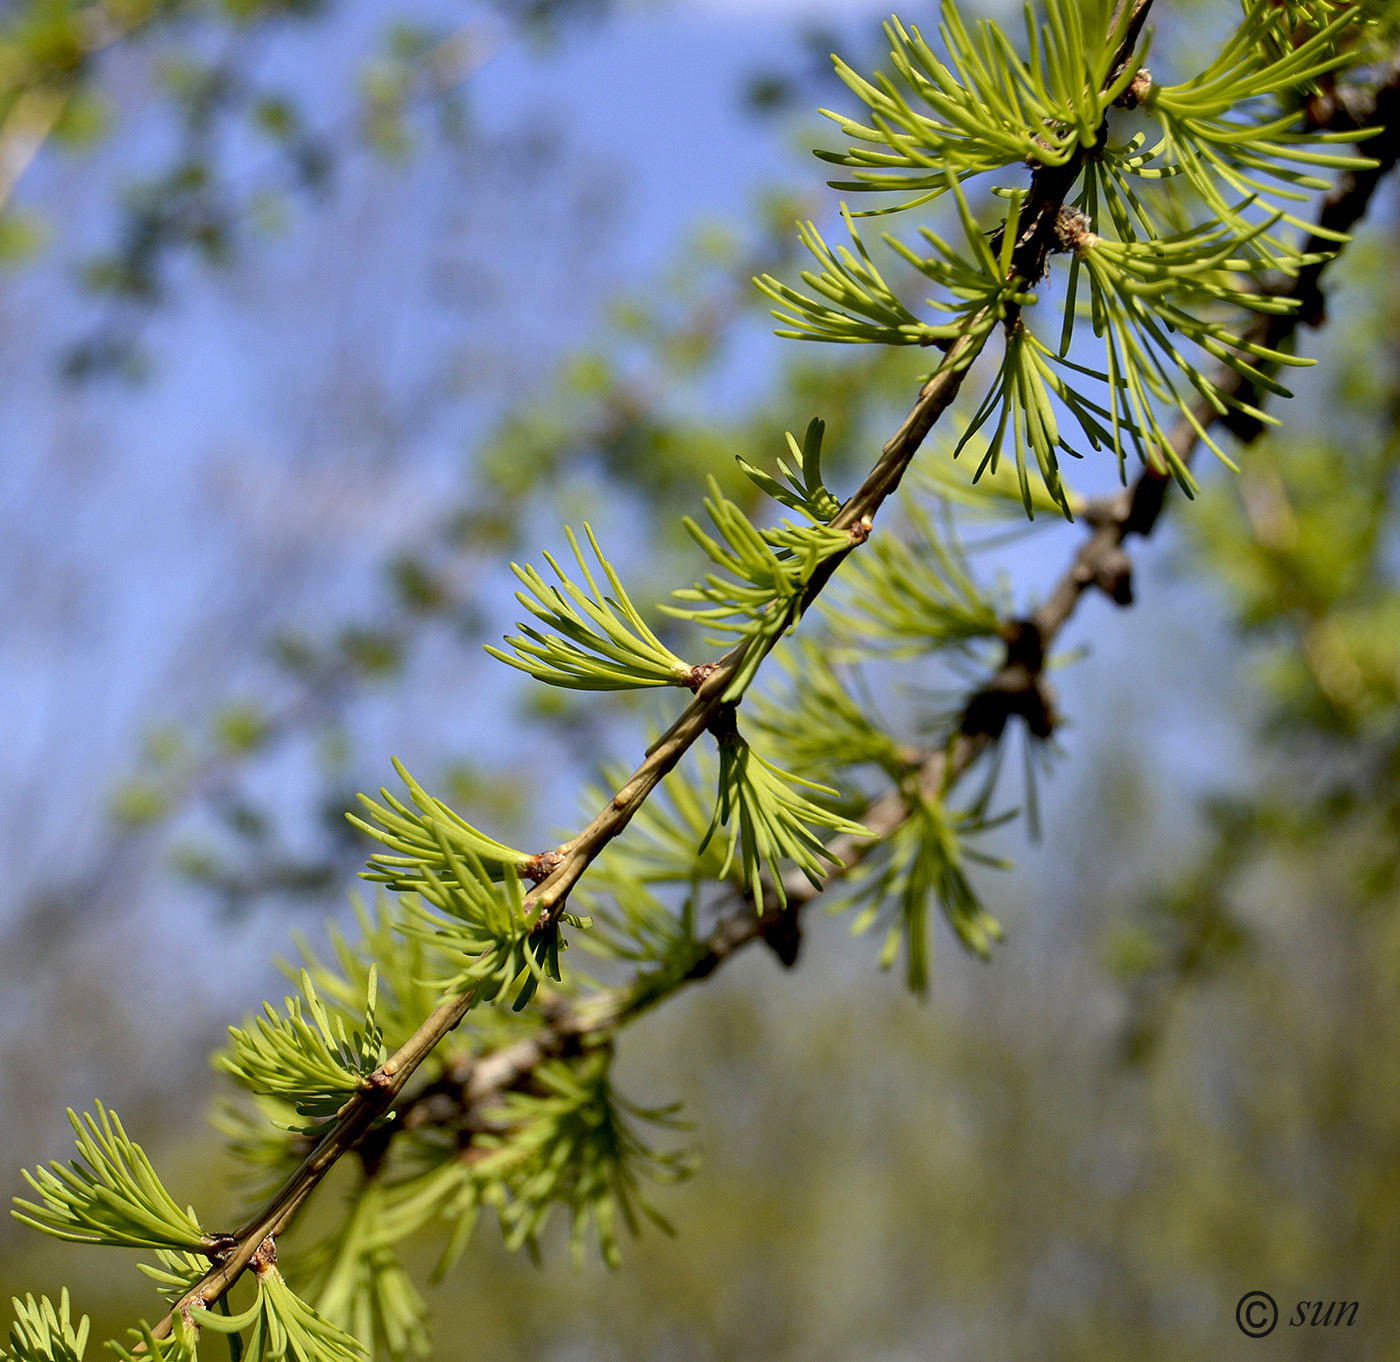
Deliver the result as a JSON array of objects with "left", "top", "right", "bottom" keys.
[{"left": 527, "top": 324, "right": 989, "bottom": 923}]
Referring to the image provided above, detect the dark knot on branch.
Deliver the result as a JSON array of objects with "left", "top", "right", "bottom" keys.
[
  {"left": 759, "top": 907, "right": 803, "bottom": 968},
  {"left": 960, "top": 619, "right": 1057, "bottom": 740}
]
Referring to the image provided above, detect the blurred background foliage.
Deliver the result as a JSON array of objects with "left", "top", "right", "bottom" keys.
[{"left": 2, "top": 0, "right": 1399, "bottom": 1356}]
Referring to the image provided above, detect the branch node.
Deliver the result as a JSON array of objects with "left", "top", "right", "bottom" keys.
[
  {"left": 998, "top": 618, "right": 1045, "bottom": 673},
  {"left": 1092, "top": 545, "right": 1134, "bottom": 605},
  {"left": 707, "top": 702, "right": 742, "bottom": 744},
  {"left": 522, "top": 850, "right": 565, "bottom": 883},
  {"left": 759, "top": 907, "right": 803, "bottom": 968},
  {"left": 1082, "top": 492, "right": 1130, "bottom": 528},
  {"left": 1053, "top": 205, "right": 1098, "bottom": 255},
  {"left": 960, "top": 620, "right": 1057, "bottom": 740},
  {"left": 204, "top": 1232, "right": 238, "bottom": 1265},
  {"left": 1115, "top": 67, "right": 1153, "bottom": 109},
  {"left": 683, "top": 661, "right": 720, "bottom": 693}
]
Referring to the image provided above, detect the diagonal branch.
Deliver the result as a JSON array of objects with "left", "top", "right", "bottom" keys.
[
  {"left": 160, "top": 0, "right": 1400, "bottom": 1333},
  {"left": 388, "top": 39, "right": 1400, "bottom": 1195},
  {"left": 522, "top": 0, "right": 1155, "bottom": 925},
  {"left": 159, "top": 5, "right": 1158, "bottom": 1315}
]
